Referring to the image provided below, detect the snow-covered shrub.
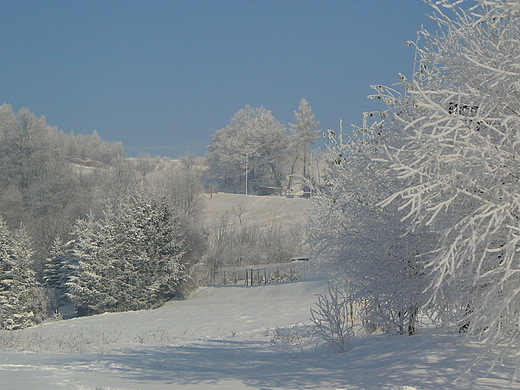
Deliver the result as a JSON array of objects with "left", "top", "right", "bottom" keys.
[
  {"left": 310, "top": 125, "right": 434, "bottom": 335},
  {"left": 269, "top": 323, "right": 314, "bottom": 358},
  {"left": 207, "top": 211, "right": 305, "bottom": 270},
  {"left": 270, "top": 324, "right": 304, "bottom": 347},
  {"left": 310, "top": 284, "right": 355, "bottom": 353},
  {"left": 134, "top": 330, "right": 174, "bottom": 345}
]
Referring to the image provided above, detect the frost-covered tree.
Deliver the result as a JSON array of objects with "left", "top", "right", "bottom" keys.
[
  {"left": 161, "top": 153, "right": 205, "bottom": 222},
  {"left": 0, "top": 219, "right": 40, "bottom": 329},
  {"left": 67, "top": 191, "right": 186, "bottom": 315},
  {"left": 311, "top": 124, "right": 435, "bottom": 335},
  {"left": 290, "top": 99, "right": 320, "bottom": 180},
  {"left": 207, "top": 106, "right": 290, "bottom": 192},
  {"left": 315, "top": 0, "right": 520, "bottom": 368},
  {"left": 0, "top": 104, "right": 90, "bottom": 264},
  {"left": 375, "top": 0, "right": 520, "bottom": 347}
]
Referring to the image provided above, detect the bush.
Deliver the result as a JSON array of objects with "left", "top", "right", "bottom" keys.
[{"left": 310, "top": 284, "right": 355, "bottom": 353}]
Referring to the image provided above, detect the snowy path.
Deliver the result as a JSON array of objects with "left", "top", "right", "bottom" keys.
[{"left": 0, "top": 279, "right": 518, "bottom": 389}]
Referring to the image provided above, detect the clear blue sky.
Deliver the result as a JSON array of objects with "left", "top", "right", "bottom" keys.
[{"left": 1, "top": 0, "right": 436, "bottom": 158}]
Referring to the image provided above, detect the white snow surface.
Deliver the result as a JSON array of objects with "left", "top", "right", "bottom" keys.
[
  {"left": 0, "top": 279, "right": 519, "bottom": 389},
  {"left": 202, "top": 193, "right": 311, "bottom": 229}
]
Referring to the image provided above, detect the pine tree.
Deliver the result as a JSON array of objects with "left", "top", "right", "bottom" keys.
[{"left": 66, "top": 213, "right": 112, "bottom": 315}]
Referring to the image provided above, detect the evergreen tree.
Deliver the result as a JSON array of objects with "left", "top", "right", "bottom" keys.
[
  {"left": 44, "top": 235, "right": 74, "bottom": 309},
  {"left": 0, "top": 219, "right": 39, "bottom": 329},
  {"left": 67, "top": 193, "right": 186, "bottom": 315},
  {"left": 66, "top": 213, "right": 110, "bottom": 315}
]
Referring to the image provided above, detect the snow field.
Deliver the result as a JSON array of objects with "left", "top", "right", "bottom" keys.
[
  {"left": 0, "top": 278, "right": 519, "bottom": 389},
  {"left": 202, "top": 193, "right": 311, "bottom": 229}
]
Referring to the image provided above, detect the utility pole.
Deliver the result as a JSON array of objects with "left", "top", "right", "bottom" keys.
[{"left": 245, "top": 153, "right": 249, "bottom": 196}]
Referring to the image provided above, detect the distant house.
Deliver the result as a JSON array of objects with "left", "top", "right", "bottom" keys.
[{"left": 257, "top": 186, "right": 282, "bottom": 196}]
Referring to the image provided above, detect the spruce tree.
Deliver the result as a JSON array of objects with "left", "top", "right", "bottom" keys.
[
  {"left": 0, "top": 219, "right": 39, "bottom": 329},
  {"left": 67, "top": 194, "right": 186, "bottom": 315},
  {"left": 44, "top": 235, "right": 74, "bottom": 309}
]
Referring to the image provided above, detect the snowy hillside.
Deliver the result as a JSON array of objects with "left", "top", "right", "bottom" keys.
[
  {"left": 0, "top": 278, "right": 518, "bottom": 389},
  {"left": 202, "top": 193, "right": 311, "bottom": 229}
]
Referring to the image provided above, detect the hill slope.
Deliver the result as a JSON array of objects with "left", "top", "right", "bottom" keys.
[{"left": 202, "top": 193, "right": 312, "bottom": 229}]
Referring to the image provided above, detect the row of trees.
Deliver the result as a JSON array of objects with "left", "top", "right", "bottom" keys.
[
  {"left": 206, "top": 100, "right": 320, "bottom": 194},
  {"left": 312, "top": 0, "right": 520, "bottom": 370}
]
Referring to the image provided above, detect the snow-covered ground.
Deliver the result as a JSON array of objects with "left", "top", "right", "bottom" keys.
[
  {"left": 1, "top": 278, "right": 518, "bottom": 390},
  {"left": 202, "top": 192, "right": 311, "bottom": 229}
]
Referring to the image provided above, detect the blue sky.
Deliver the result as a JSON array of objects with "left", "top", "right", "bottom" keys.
[{"left": 1, "top": 0, "right": 436, "bottom": 158}]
